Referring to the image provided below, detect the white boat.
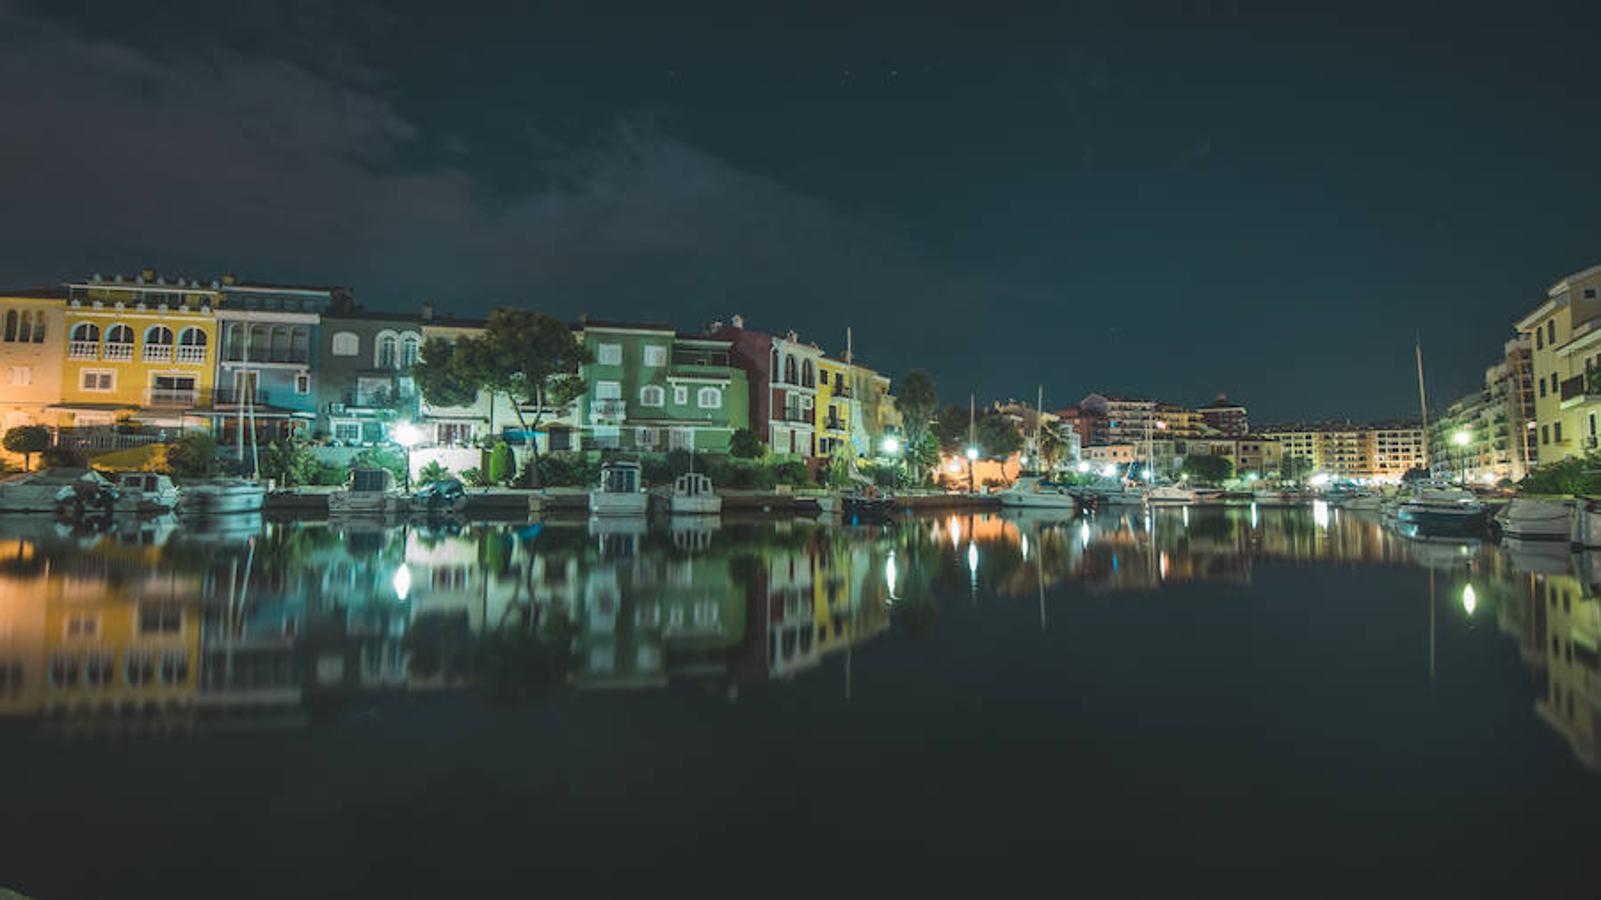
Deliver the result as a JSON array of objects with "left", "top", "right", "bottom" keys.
[
  {"left": 1076, "top": 481, "right": 1141, "bottom": 506},
  {"left": 1572, "top": 499, "right": 1601, "bottom": 548},
  {"left": 1253, "top": 489, "right": 1311, "bottom": 507},
  {"left": 177, "top": 478, "right": 266, "bottom": 516},
  {"left": 0, "top": 468, "right": 117, "bottom": 516},
  {"left": 1395, "top": 483, "right": 1487, "bottom": 537},
  {"left": 998, "top": 474, "right": 1078, "bottom": 511},
  {"left": 1496, "top": 497, "right": 1572, "bottom": 541},
  {"left": 1336, "top": 493, "right": 1382, "bottom": 511},
  {"left": 591, "top": 461, "right": 648, "bottom": 517},
  {"left": 109, "top": 472, "right": 180, "bottom": 515},
  {"left": 1142, "top": 484, "right": 1197, "bottom": 506},
  {"left": 328, "top": 467, "right": 406, "bottom": 517},
  {"left": 669, "top": 472, "right": 721, "bottom": 516}
]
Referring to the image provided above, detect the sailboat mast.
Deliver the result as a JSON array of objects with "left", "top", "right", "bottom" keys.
[
  {"left": 1035, "top": 384, "right": 1043, "bottom": 471},
  {"left": 236, "top": 322, "right": 248, "bottom": 464},
  {"left": 1416, "top": 334, "right": 1431, "bottom": 470}
]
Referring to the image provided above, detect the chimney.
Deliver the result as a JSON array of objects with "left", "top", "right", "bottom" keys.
[
  {"left": 731, "top": 314, "right": 744, "bottom": 329},
  {"left": 421, "top": 301, "right": 435, "bottom": 321}
]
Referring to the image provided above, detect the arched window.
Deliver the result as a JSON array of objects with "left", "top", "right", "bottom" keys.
[
  {"left": 3, "top": 310, "right": 17, "bottom": 342},
  {"left": 377, "top": 334, "right": 397, "bottom": 369},
  {"left": 400, "top": 333, "right": 420, "bottom": 369},
  {"left": 144, "top": 325, "right": 173, "bottom": 345},
  {"left": 784, "top": 355, "right": 798, "bottom": 384},
  {"left": 331, "top": 331, "right": 359, "bottom": 356},
  {"left": 640, "top": 385, "right": 665, "bottom": 407},
  {"left": 179, "top": 327, "right": 206, "bottom": 347},
  {"left": 290, "top": 326, "right": 309, "bottom": 362},
  {"left": 801, "top": 359, "right": 814, "bottom": 388},
  {"left": 27, "top": 311, "right": 43, "bottom": 343},
  {"left": 249, "top": 324, "right": 269, "bottom": 362},
  {"left": 106, "top": 324, "right": 133, "bottom": 344},
  {"left": 71, "top": 322, "right": 100, "bottom": 342},
  {"left": 270, "top": 326, "right": 289, "bottom": 362},
  {"left": 224, "top": 324, "right": 244, "bottom": 360},
  {"left": 15, "top": 310, "right": 32, "bottom": 343},
  {"left": 697, "top": 386, "right": 722, "bottom": 409},
  {"left": 770, "top": 346, "right": 779, "bottom": 374}
]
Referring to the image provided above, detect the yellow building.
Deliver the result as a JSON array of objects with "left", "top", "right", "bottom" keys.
[
  {"left": 0, "top": 538, "right": 49, "bottom": 718},
  {"left": 1533, "top": 570, "right": 1601, "bottom": 770},
  {"left": 0, "top": 287, "right": 67, "bottom": 460},
  {"left": 1515, "top": 264, "right": 1601, "bottom": 464},
  {"left": 816, "top": 356, "right": 853, "bottom": 458},
  {"left": 1259, "top": 422, "right": 1423, "bottom": 481},
  {"left": 57, "top": 271, "right": 221, "bottom": 432}
]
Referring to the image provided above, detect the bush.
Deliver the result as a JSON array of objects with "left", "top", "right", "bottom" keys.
[
  {"left": 487, "top": 441, "right": 514, "bottom": 485},
  {"left": 461, "top": 467, "right": 489, "bottom": 488},
  {"left": 313, "top": 462, "right": 349, "bottom": 486},
  {"left": 1519, "top": 455, "right": 1601, "bottom": 496},
  {"left": 729, "top": 428, "right": 765, "bottom": 459},
  {"left": 534, "top": 452, "right": 599, "bottom": 487},
  {"left": 708, "top": 459, "right": 777, "bottom": 490},
  {"left": 417, "top": 460, "right": 452, "bottom": 485},
  {"left": 354, "top": 446, "right": 408, "bottom": 483},
  {"left": 260, "top": 441, "right": 319, "bottom": 486},
  {"left": 773, "top": 461, "right": 811, "bottom": 486},
  {"left": 164, "top": 432, "right": 219, "bottom": 478},
  {"left": 642, "top": 456, "right": 675, "bottom": 487},
  {"left": 41, "top": 445, "right": 87, "bottom": 469},
  {"left": 3, "top": 424, "right": 51, "bottom": 472}
]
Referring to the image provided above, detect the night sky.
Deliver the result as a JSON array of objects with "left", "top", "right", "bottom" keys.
[{"left": 4, "top": 1, "right": 1600, "bottom": 422}]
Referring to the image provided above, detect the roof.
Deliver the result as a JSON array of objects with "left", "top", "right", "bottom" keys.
[
  {"left": 1198, "top": 396, "right": 1246, "bottom": 410},
  {"left": 224, "top": 281, "right": 349, "bottom": 295},
  {"left": 0, "top": 286, "right": 68, "bottom": 299},
  {"left": 577, "top": 318, "right": 676, "bottom": 333}
]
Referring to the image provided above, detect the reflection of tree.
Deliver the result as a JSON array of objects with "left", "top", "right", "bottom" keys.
[{"left": 476, "top": 614, "right": 576, "bottom": 706}]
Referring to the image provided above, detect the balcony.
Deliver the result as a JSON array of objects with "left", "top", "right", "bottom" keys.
[
  {"left": 782, "top": 407, "right": 811, "bottom": 423},
  {"left": 222, "top": 349, "right": 311, "bottom": 365},
  {"left": 214, "top": 388, "right": 270, "bottom": 408},
  {"left": 103, "top": 342, "right": 134, "bottom": 362},
  {"left": 142, "top": 343, "right": 173, "bottom": 363},
  {"left": 176, "top": 345, "right": 207, "bottom": 365},
  {"left": 68, "top": 340, "right": 99, "bottom": 360},
  {"left": 341, "top": 390, "right": 395, "bottom": 410},
  {"left": 1561, "top": 373, "right": 1601, "bottom": 409},
  {"left": 591, "top": 398, "right": 626, "bottom": 421},
  {"left": 146, "top": 388, "right": 199, "bottom": 407},
  {"left": 824, "top": 416, "right": 846, "bottom": 432}
]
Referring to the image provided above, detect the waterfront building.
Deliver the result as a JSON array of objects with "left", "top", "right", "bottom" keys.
[
  {"left": 0, "top": 287, "right": 67, "bottom": 461},
  {"left": 816, "top": 355, "right": 853, "bottom": 458},
  {"left": 1514, "top": 263, "right": 1601, "bottom": 464},
  {"left": 1079, "top": 393, "right": 1158, "bottom": 445},
  {"left": 211, "top": 277, "right": 339, "bottom": 448},
  {"left": 576, "top": 320, "right": 748, "bottom": 454},
  {"left": 1258, "top": 421, "right": 1424, "bottom": 481},
  {"left": 1187, "top": 435, "right": 1282, "bottom": 477},
  {"left": 848, "top": 361, "right": 900, "bottom": 459},
  {"left": 1198, "top": 394, "right": 1249, "bottom": 435},
  {"left": 709, "top": 315, "right": 821, "bottom": 458},
  {"left": 1082, "top": 442, "right": 1138, "bottom": 467},
  {"left": 1429, "top": 335, "right": 1536, "bottom": 483},
  {"left": 57, "top": 271, "right": 221, "bottom": 438},
  {"left": 317, "top": 297, "right": 422, "bottom": 445}
]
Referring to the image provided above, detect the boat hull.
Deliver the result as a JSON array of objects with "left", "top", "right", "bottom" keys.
[
  {"left": 179, "top": 485, "right": 267, "bottom": 516},
  {"left": 1397, "top": 505, "right": 1486, "bottom": 537},
  {"left": 590, "top": 491, "right": 648, "bottom": 516},
  {"left": 329, "top": 493, "right": 406, "bottom": 517},
  {"left": 998, "top": 493, "right": 1078, "bottom": 510},
  {"left": 1572, "top": 501, "right": 1601, "bottom": 548},
  {"left": 669, "top": 495, "right": 722, "bottom": 516},
  {"left": 1496, "top": 498, "right": 1571, "bottom": 541}
]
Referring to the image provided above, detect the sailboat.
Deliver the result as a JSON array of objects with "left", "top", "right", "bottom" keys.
[
  {"left": 180, "top": 326, "right": 265, "bottom": 517},
  {"left": 1396, "top": 336, "right": 1486, "bottom": 537},
  {"left": 998, "top": 386, "right": 1077, "bottom": 512}
]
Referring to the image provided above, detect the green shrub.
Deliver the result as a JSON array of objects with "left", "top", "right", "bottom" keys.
[
  {"left": 354, "top": 446, "right": 408, "bottom": 483},
  {"left": 417, "top": 460, "right": 452, "bottom": 485},
  {"left": 164, "top": 432, "right": 219, "bottom": 478},
  {"left": 729, "top": 428, "right": 765, "bottom": 459},
  {"left": 535, "top": 452, "right": 599, "bottom": 487},
  {"left": 461, "top": 467, "right": 489, "bottom": 488},
  {"left": 313, "top": 462, "right": 349, "bottom": 486},
  {"left": 774, "top": 461, "right": 811, "bottom": 486},
  {"left": 41, "top": 445, "right": 87, "bottom": 469},
  {"left": 487, "top": 441, "right": 514, "bottom": 485},
  {"left": 260, "top": 441, "right": 319, "bottom": 486}
]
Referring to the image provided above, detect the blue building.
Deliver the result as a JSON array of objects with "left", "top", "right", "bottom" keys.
[{"left": 209, "top": 277, "right": 343, "bottom": 450}]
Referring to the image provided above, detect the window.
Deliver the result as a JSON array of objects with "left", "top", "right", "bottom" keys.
[
  {"left": 673, "top": 384, "right": 688, "bottom": 405},
  {"left": 1586, "top": 288, "right": 1597, "bottom": 299},
  {"left": 377, "top": 334, "right": 397, "bottom": 369},
  {"left": 1542, "top": 425, "right": 1550, "bottom": 445},
  {"left": 84, "top": 652, "right": 114, "bottom": 687},
  {"left": 1540, "top": 378, "right": 1547, "bottom": 398},
  {"left": 1535, "top": 328, "right": 1544, "bottom": 350},
  {"left": 400, "top": 333, "right": 420, "bottom": 369},
  {"left": 784, "top": 355, "right": 798, "bottom": 384},
  {"left": 65, "top": 614, "right": 98, "bottom": 639},
  {"left": 8, "top": 366, "right": 31, "bottom": 386},
  {"left": 70, "top": 322, "right": 99, "bottom": 343},
  {"left": 801, "top": 359, "right": 814, "bottom": 387},
  {"left": 106, "top": 323, "right": 133, "bottom": 345},
  {"left": 333, "top": 421, "right": 362, "bottom": 443},
  {"left": 640, "top": 385, "right": 665, "bottom": 407},
  {"left": 636, "top": 427, "right": 657, "bottom": 448},
  {"left": 80, "top": 370, "right": 113, "bottom": 392},
  {"left": 270, "top": 326, "right": 290, "bottom": 362},
  {"left": 144, "top": 325, "right": 173, "bottom": 346},
  {"left": 436, "top": 422, "right": 473, "bottom": 445},
  {"left": 291, "top": 327, "right": 309, "bottom": 362},
  {"left": 1555, "top": 422, "right": 1563, "bottom": 443},
  {"left": 295, "top": 373, "right": 311, "bottom": 394},
  {"left": 332, "top": 331, "right": 359, "bottom": 356},
  {"left": 48, "top": 654, "right": 79, "bottom": 688},
  {"left": 2, "top": 310, "right": 14, "bottom": 341},
  {"left": 1549, "top": 321, "right": 1557, "bottom": 345},
  {"left": 697, "top": 386, "right": 722, "bottom": 409},
  {"left": 595, "top": 381, "right": 622, "bottom": 400},
  {"left": 643, "top": 344, "right": 667, "bottom": 367},
  {"left": 770, "top": 347, "right": 779, "bottom": 374},
  {"left": 1552, "top": 373, "right": 1560, "bottom": 394},
  {"left": 138, "top": 604, "right": 182, "bottom": 635},
  {"left": 159, "top": 650, "right": 189, "bottom": 684},
  {"left": 125, "top": 651, "right": 154, "bottom": 686},
  {"left": 596, "top": 343, "right": 622, "bottom": 366}
]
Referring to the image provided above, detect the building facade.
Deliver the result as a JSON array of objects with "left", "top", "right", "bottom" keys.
[
  {"left": 709, "top": 316, "right": 820, "bottom": 458},
  {"left": 0, "top": 288, "right": 67, "bottom": 463},
  {"left": 816, "top": 356, "right": 852, "bottom": 458},
  {"left": 317, "top": 300, "right": 421, "bottom": 445},
  {"left": 1430, "top": 334, "right": 1536, "bottom": 484},
  {"left": 1515, "top": 264, "right": 1601, "bottom": 464},
  {"left": 211, "top": 279, "right": 337, "bottom": 448},
  {"left": 576, "top": 321, "right": 748, "bottom": 454},
  {"left": 1198, "top": 395, "right": 1248, "bottom": 435},
  {"left": 1260, "top": 422, "right": 1425, "bottom": 481}
]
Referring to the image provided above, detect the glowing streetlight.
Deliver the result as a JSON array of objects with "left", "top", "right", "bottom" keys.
[
  {"left": 965, "top": 446, "right": 979, "bottom": 461},
  {"left": 1076, "top": 461, "right": 1091, "bottom": 474},
  {"left": 392, "top": 421, "right": 422, "bottom": 491},
  {"left": 1141, "top": 467, "right": 1153, "bottom": 481},
  {"left": 1461, "top": 583, "right": 1477, "bottom": 616},
  {"left": 881, "top": 435, "right": 901, "bottom": 456},
  {"left": 1101, "top": 463, "right": 1118, "bottom": 478},
  {"left": 1451, "top": 429, "right": 1471, "bottom": 447}
]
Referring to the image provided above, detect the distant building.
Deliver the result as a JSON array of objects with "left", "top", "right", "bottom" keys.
[
  {"left": 709, "top": 315, "right": 822, "bottom": 458},
  {"left": 317, "top": 297, "right": 421, "bottom": 445},
  {"left": 576, "top": 320, "right": 748, "bottom": 454},
  {"left": 1258, "top": 421, "right": 1424, "bottom": 481},
  {"left": 1429, "top": 334, "right": 1536, "bottom": 483},
  {"left": 1198, "top": 394, "right": 1248, "bottom": 435},
  {"left": 211, "top": 276, "right": 340, "bottom": 448}
]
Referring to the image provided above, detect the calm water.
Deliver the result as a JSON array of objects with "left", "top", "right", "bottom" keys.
[{"left": 1, "top": 504, "right": 1597, "bottom": 897}]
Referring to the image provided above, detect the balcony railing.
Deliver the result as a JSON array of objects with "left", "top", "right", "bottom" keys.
[
  {"left": 824, "top": 416, "right": 846, "bottom": 431},
  {"left": 591, "top": 399, "right": 626, "bottom": 421},
  {"left": 176, "top": 345, "right": 207, "bottom": 365},
  {"left": 142, "top": 343, "right": 173, "bottom": 363},
  {"left": 57, "top": 426, "right": 176, "bottom": 451},
  {"left": 222, "top": 349, "right": 311, "bottom": 365},
  {"left": 146, "top": 388, "right": 199, "bottom": 407},
  {"left": 103, "top": 343, "right": 134, "bottom": 361},
  {"left": 68, "top": 341, "right": 99, "bottom": 360},
  {"left": 782, "top": 408, "right": 811, "bottom": 423},
  {"left": 214, "top": 389, "right": 270, "bottom": 408}
]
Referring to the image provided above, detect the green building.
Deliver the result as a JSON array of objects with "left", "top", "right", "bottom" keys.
[{"left": 575, "top": 320, "right": 749, "bottom": 454}]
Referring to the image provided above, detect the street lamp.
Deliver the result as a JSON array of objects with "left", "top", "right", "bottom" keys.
[
  {"left": 393, "top": 421, "right": 422, "bottom": 491},
  {"left": 881, "top": 435, "right": 901, "bottom": 456},
  {"left": 965, "top": 445, "right": 979, "bottom": 494},
  {"left": 1452, "top": 428, "right": 1471, "bottom": 483}
]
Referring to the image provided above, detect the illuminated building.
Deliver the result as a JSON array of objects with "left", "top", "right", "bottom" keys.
[
  {"left": 1515, "top": 263, "right": 1601, "bottom": 464},
  {"left": 0, "top": 286, "right": 67, "bottom": 461}
]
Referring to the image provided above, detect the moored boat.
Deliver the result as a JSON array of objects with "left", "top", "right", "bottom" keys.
[
  {"left": 1142, "top": 484, "right": 1197, "bottom": 506},
  {"left": 669, "top": 472, "right": 721, "bottom": 516},
  {"left": 329, "top": 467, "right": 407, "bottom": 517},
  {"left": 1395, "top": 483, "right": 1487, "bottom": 537},
  {"left": 591, "top": 461, "right": 648, "bottom": 517},
  {"left": 997, "top": 474, "right": 1078, "bottom": 511},
  {"left": 1496, "top": 497, "right": 1572, "bottom": 541},
  {"left": 842, "top": 487, "right": 897, "bottom": 522},
  {"left": 409, "top": 478, "right": 468, "bottom": 515},
  {"left": 0, "top": 468, "right": 117, "bottom": 518},
  {"left": 1571, "top": 499, "right": 1601, "bottom": 548},
  {"left": 177, "top": 477, "right": 266, "bottom": 516}
]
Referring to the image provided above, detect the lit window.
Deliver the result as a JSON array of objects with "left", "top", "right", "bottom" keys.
[
  {"left": 643, "top": 345, "right": 667, "bottom": 367},
  {"left": 673, "top": 384, "right": 688, "bottom": 405},
  {"left": 333, "top": 421, "right": 362, "bottom": 443},
  {"left": 640, "top": 385, "right": 665, "bottom": 407},
  {"left": 331, "top": 332, "right": 359, "bottom": 356},
  {"left": 400, "top": 334, "right": 420, "bottom": 369},
  {"left": 596, "top": 343, "right": 622, "bottom": 366},
  {"left": 697, "top": 387, "right": 722, "bottom": 409},
  {"left": 295, "top": 373, "right": 311, "bottom": 394}
]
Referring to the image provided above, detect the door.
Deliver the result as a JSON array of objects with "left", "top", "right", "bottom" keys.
[{"left": 234, "top": 370, "right": 260, "bottom": 405}]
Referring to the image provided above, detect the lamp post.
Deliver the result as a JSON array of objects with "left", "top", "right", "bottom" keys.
[
  {"left": 965, "top": 445, "right": 979, "bottom": 494},
  {"left": 1452, "top": 428, "right": 1471, "bottom": 485},
  {"left": 393, "top": 421, "right": 422, "bottom": 492}
]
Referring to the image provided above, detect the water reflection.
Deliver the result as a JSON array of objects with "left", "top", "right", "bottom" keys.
[{"left": 0, "top": 505, "right": 1597, "bottom": 774}]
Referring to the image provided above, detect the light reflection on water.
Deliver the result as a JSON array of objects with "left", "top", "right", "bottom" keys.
[{"left": 0, "top": 505, "right": 1594, "bottom": 770}]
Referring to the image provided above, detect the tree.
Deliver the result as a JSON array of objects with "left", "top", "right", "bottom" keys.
[
  {"left": 260, "top": 441, "right": 320, "bottom": 486},
  {"left": 934, "top": 404, "right": 970, "bottom": 454},
  {"left": 893, "top": 370, "right": 938, "bottom": 482},
  {"left": 976, "top": 413, "right": 1023, "bottom": 459},
  {"left": 417, "top": 460, "right": 452, "bottom": 485},
  {"left": 1279, "top": 455, "right": 1313, "bottom": 482},
  {"left": 3, "top": 424, "right": 50, "bottom": 472},
  {"left": 1038, "top": 422, "right": 1073, "bottom": 472},
  {"left": 1180, "top": 453, "right": 1233, "bottom": 485},
  {"left": 412, "top": 310, "right": 590, "bottom": 487},
  {"left": 164, "top": 432, "right": 219, "bottom": 478},
  {"left": 1401, "top": 466, "right": 1430, "bottom": 484},
  {"left": 729, "top": 428, "right": 765, "bottom": 459}
]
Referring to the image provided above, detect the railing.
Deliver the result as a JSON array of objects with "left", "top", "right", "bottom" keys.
[
  {"left": 142, "top": 343, "right": 173, "bottom": 363},
  {"left": 68, "top": 341, "right": 99, "bottom": 360},
  {"left": 824, "top": 417, "right": 846, "bottom": 431},
  {"left": 57, "top": 427, "right": 175, "bottom": 451},
  {"left": 146, "top": 388, "right": 198, "bottom": 407},
  {"left": 214, "top": 389, "right": 270, "bottom": 407},
  {"left": 103, "top": 343, "right": 134, "bottom": 361},
  {"left": 591, "top": 399, "right": 626, "bottom": 421},
  {"left": 782, "top": 408, "right": 811, "bottom": 423},
  {"left": 342, "top": 390, "right": 393, "bottom": 409},
  {"left": 176, "top": 345, "right": 207, "bottom": 365},
  {"left": 222, "top": 350, "right": 310, "bottom": 365},
  {"left": 1561, "top": 375, "right": 1586, "bottom": 402}
]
